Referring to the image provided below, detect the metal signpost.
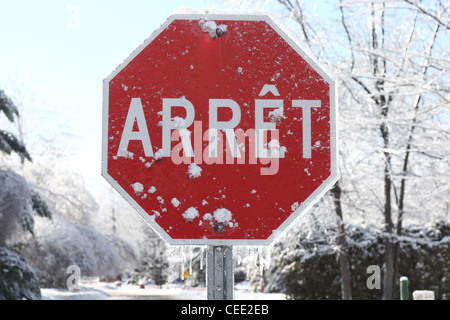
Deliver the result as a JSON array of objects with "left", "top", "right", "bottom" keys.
[
  {"left": 102, "top": 12, "right": 337, "bottom": 300},
  {"left": 207, "top": 246, "right": 234, "bottom": 300}
]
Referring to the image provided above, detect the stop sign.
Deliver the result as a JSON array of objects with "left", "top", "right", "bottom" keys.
[{"left": 102, "top": 13, "right": 337, "bottom": 245}]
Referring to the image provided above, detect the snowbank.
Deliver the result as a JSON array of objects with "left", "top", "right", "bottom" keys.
[{"left": 40, "top": 280, "right": 286, "bottom": 300}]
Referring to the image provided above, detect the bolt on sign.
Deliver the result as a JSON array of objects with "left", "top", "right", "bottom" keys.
[{"left": 102, "top": 12, "right": 338, "bottom": 246}]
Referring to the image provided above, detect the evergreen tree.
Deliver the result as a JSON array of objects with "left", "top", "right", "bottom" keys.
[
  {"left": 0, "top": 247, "right": 41, "bottom": 300},
  {"left": 128, "top": 228, "right": 169, "bottom": 287},
  {"left": 0, "top": 89, "right": 31, "bottom": 162},
  {"left": 266, "top": 222, "right": 450, "bottom": 300},
  {"left": 0, "top": 88, "right": 51, "bottom": 300}
]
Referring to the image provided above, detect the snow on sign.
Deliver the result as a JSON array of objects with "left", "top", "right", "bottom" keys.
[{"left": 102, "top": 12, "right": 338, "bottom": 246}]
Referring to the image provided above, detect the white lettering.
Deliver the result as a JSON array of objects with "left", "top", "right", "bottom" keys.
[
  {"left": 162, "top": 98, "right": 195, "bottom": 157},
  {"left": 209, "top": 99, "right": 242, "bottom": 158},
  {"left": 117, "top": 98, "right": 153, "bottom": 157},
  {"left": 181, "top": 304, "right": 215, "bottom": 317},
  {"left": 255, "top": 99, "right": 285, "bottom": 158},
  {"left": 292, "top": 100, "right": 320, "bottom": 158},
  {"left": 258, "top": 84, "right": 280, "bottom": 97},
  {"left": 116, "top": 92, "right": 320, "bottom": 177}
]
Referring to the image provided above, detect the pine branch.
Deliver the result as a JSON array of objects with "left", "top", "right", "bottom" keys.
[
  {"left": 0, "top": 89, "right": 19, "bottom": 122},
  {"left": 31, "top": 190, "right": 52, "bottom": 219},
  {"left": 0, "top": 130, "right": 32, "bottom": 162}
]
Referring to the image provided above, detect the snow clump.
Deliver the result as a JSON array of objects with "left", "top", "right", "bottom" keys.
[
  {"left": 203, "top": 208, "right": 238, "bottom": 229},
  {"left": 172, "top": 116, "right": 187, "bottom": 128},
  {"left": 199, "top": 19, "right": 227, "bottom": 39},
  {"left": 154, "top": 149, "right": 164, "bottom": 160},
  {"left": 267, "top": 139, "right": 287, "bottom": 157},
  {"left": 291, "top": 202, "right": 300, "bottom": 212},
  {"left": 203, "top": 213, "right": 213, "bottom": 221},
  {"left": 187, "top": 163, "right": 202, "bottom": 179},
  {"left": 182, "top": 207, "right": 199, "bottom": 222},
  {"left": 268, "top": 107, "right": 286, "bottom": 123},
  {"left": 131, "top": 182, "right": 144, "bottom": 194},
  {"left": 213, "top": 208, "right": 233, "bottom": 225},
  {"left": 171, "top": 198, "right": 181, "bottom": 208}
]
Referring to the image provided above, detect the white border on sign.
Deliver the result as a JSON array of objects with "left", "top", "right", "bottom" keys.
[{"left": 102, "top": 11, "right": 338, "bottom": 246}]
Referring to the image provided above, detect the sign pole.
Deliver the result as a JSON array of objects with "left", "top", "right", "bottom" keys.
[{"left": 207, "top": 245, "right": 234, "bottom": 300}]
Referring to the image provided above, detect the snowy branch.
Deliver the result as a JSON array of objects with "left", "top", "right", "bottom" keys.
[{"left": 404, "top": 0, "right": 450, "bottom": 30}]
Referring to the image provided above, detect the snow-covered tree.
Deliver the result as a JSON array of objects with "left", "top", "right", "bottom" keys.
[
  {"left": 19, "top": 166, "right": 138, "bottom": 288},
  {"left": 2, "top": 84, "right": 137, "bottom": 293},
  {"left": 128, "top": 227, "right": 169, "bottom": 287},
  {"left": 21, "top": 217, "right": 135, "bottom": 288},
  {"left": 0, "top": 89, "right": 31, "bottom": 162},
  {"left": 218, "top": 0, "right": 449, "bottom": 299},
  {"left": 0, "top": 88, "right": 51, "bottom": 300},
  {"left": 266, "top": 218, "right": 450, "bottom": 300},
  {"left": 0, "top": 169, "right": 51, "bottom": 246},
  {"left": 0, "top": 247, "right": 41, "bottom": 300},
  {"left": 331, "top": 0, "right": 449, "bottom": 299}
]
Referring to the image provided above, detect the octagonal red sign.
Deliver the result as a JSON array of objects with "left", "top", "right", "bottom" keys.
[{"left": 102, "top": 13, "right": 338, "bottom": 245}]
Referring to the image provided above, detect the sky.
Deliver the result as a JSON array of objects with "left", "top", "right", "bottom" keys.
[
  {"left": 0, "top": 0, "right": 325, "bottom": 193},
  {"left": 0, "top": 0, "right": 208, "bottom": 190}
]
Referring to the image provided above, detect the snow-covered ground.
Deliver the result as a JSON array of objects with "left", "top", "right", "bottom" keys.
[{"left": 41, "top": 280, "right": 286, "bottom": 300}]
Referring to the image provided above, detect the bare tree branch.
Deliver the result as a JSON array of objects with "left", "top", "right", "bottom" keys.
[
  {"left": 339, "top": 0, "right": 355, "bottom": 71},
  {"left": 404, "top": 0, "right": 450, "bottom": 30}
]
